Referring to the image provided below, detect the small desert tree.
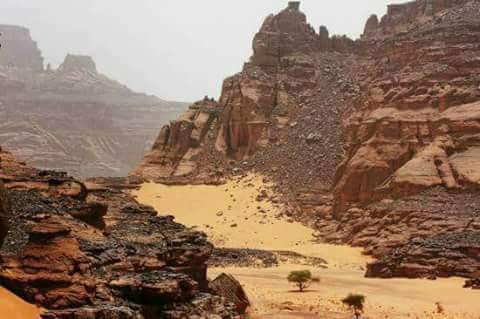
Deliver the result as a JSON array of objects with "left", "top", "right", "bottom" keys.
[
  {"left": 342, "top": 294, "right": 366, "bottom": 319},
  {"left": 287, "top": 270, "right": 319, "bottom": 292}
]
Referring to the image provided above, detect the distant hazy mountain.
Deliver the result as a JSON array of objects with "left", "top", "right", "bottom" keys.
[{"left": 0, "top": 24, "right": 187, "bottom": 178}]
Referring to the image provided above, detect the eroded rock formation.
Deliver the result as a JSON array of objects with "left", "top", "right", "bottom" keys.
[
  {"left": 134, "top": 0, "right": 480, "bottom": 280},
  {"left": 361, "top": 0, "right": 472, "bottom": 39},
  {"left": 0, "top": 25, "right": 186, "bottom": 178},
  {"left": 133, "top": 3, "right": 359, "bottom": 186},
  {"left": 0, "top": 148, "right": 240, "bottom": 318},
  {"left": 132, "top": 97, "right": 225, "bottom": 183},
  {"left": 336, "top": 2, "right": 480, "bottom": 210}
]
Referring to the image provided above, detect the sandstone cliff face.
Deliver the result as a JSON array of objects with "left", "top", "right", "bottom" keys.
[
  {"left": 0, "top": 148, "right": 239, "bottom": 318},
  {"left": 132, "top": 97, "right": 225, "bottom": 183},
  {"left": 135, "top": 0, "right": 480, "bottom": 280},
  {"left": 335, "top": 0, "right": 480, "bottom": 208},
  {"left": 0, "top": 25, "right": 186, "bottom": 178},
  {"left": 361, "top": 0, "right": 472, "bottom": 39},
  {"left": 319, "top": 0, "right": 480, "bottom": 279},
  {"left": 133, "top": 2, "right": 359, "bottom": 186}
]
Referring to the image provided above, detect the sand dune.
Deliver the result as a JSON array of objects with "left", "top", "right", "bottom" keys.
[{"left": 134, "top": 174, "right": 480, "bottom": 319}]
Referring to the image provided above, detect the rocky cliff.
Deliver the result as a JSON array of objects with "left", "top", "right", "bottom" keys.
[
  {"left": 0, "top": 147, "right": 240, "bottom": 318},
  {"left": 0, "top": 25, "right": 187, "bottom": 178},
  {"left": 134, "top": 0, "right": 480, "bottom": 281},
  {"left": 362, "top": 0, "right": 472, "bottom": 39},
  {"left": 325, "top": 0, "right": 480, "bottom": 279}
]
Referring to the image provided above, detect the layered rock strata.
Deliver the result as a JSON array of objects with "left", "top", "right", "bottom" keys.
[{"left": 0, "top": 148, "right": 240, "bottom": 318}]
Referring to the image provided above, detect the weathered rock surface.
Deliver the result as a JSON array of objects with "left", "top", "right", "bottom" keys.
[
  {"left": 361, "top": 0, "right": 473, "bottom": 40},
  {"left": 133, "top": 3, "right": 361, "bottom": 188},
  {"left": 210, "top": 273, "right": 250, "bottom": 314},
  {"left": 0, "top": 148, "right": 240, "bottom": 318},
  {"left": 134, "top": 0, "right": 480, "bottom": 281},
  {"left": 335, "top": 1, "right": 480, "bottom": 210},
  {"left": 464, "top": 278, "right": 480, "bottom": 289},
  {"left": 132, "top": 97, "right": 225, "bottom": 184},
  {"left": 365, "top": 231, "right": 480, "bottom": 279},
  {"left": 0, "top": 25, "right": 187, "bottom": 178},
  {"left": 0, "top": 178, "right": 9, "bottom": 247},
  {"left": 210, "top": 248, "right": 327, "bottom": 269}
]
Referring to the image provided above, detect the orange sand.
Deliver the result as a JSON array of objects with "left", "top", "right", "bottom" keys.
[
  {"left": 0, "top": 287, "right": 41, "bottom": 319},
  {"left": 133, "top": 175, "right": 480, "bottom": 318}
]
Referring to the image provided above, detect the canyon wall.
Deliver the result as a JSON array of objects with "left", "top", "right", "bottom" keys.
[
  {"left": 0, "top": 25, "right": 187, "bottom": 178},
  {"left": 135, "top": 0, "right": 480, "bottom": 280}
]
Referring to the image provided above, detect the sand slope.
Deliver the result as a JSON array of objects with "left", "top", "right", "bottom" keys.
[
  {"left": 134, "top": 175, "right": 480, "bottom": 318},
  {"left": 0, "top": 287, "right": 41, "bottom": 319}
]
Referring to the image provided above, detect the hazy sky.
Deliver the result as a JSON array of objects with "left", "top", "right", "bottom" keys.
[{"left": 1, "top": 1, "right": 394, "bottom": 102}]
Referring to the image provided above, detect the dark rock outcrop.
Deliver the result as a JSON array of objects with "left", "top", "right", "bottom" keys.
[
  {"left": 365, "top": 231, "right": 480, "bottom": 279},
  {"left": 210, "top": 273, "right": 250, "bottom": 314},
  {"left": 0, "top": 148, "right": 240, "bottom": 318},
  {"left": 464, "top": 278, "right": 480, "bottom": 289}
]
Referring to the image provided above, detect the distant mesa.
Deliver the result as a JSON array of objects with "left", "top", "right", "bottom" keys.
[{"left": 58, "top": 54, "right": 97, "bottom": 73}]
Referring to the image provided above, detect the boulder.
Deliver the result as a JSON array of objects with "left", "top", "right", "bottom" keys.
[
  {"left": 210, "top": 273, "right": 250, "bottom": 313},
  {"left": 464, "top": 278, "right": 480, "bottom": 290}
]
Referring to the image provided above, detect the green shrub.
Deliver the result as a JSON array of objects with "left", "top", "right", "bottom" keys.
[
  {"left": 287, "top": 270, "right": 319, "bottom": 292},
  {"left": 342, "top": 294, "right": 366, "bottom": 318}
]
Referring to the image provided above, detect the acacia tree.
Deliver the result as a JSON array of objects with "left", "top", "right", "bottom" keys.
[
  {"left": 342, "top": 294, "right": 366, "bottom": 319},
  {"left": 287, "top": 270, "right": 319, "bottom": 292}
]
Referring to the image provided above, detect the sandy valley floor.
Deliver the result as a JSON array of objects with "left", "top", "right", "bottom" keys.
[{"left": 134, "top": 175, "right": 480, "bottom": 319}]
